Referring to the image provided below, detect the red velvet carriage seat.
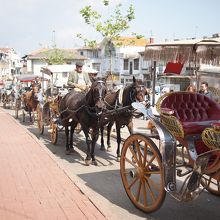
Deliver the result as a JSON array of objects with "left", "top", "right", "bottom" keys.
[{"left": 159, "top": 92, "right": 220, "bottom": 138}]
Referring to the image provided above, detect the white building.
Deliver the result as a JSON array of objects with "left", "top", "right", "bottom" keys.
[
  {"left": 23, "top": 48, "right": 87, "bottom": 76},
  {"left": 0, "top": 48, "right": 22, "bottom": 80},
  {"left": 77, "top": 37, "right": 149, "bottom": 85}
]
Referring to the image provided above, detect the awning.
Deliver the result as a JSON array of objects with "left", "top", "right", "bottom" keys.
[
  {"left": 16, "top": 74, "right": 49, "bottom": 82},
  {"left": 164, "top": 62, "right": 184, "bottom": 75},
  {"left": 41, "top": 64, "right": 98, "bottom": 76},
  {"left": 144, "top": 38, "right": 220, "bottom": 65}
]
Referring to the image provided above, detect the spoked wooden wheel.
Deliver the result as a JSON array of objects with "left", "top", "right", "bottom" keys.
[
  {"left": 50, "top": 122, "right": 58, "bottom": 145},
  {"left": 22, "top": 109, "right": 25, "bottom": 122},
  {"left": 201, "top": 174, "right": 220, "bottom": 196},
  {"left": 120, "top": 134, "right": 166, "bottom": 213},
  {"left": 15, "top": 100, "right": 20, "bottom": 119},
  {"left": 37, "top": 105, "right": 44, "bottom": 135}
]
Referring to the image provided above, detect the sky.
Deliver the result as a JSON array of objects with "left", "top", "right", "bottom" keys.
[{"left": 0, "top": 0, "right": 220, "bottom": 56}]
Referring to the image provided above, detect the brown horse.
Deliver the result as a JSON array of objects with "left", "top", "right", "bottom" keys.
[
  {"left": 100, "top": 76, "right": 147, "bottom": 161},
  {"left": 2, "top": 89, "right": 15, "bottom": 109},
  {"left": 59, "top": 77, "right": 107, "bottom": 165},
  {"left": 21, "top": 84, "right": 40, "bottom": 122}
]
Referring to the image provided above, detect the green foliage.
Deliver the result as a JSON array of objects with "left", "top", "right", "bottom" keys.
[
  {"left": 46, "top": 48, "right": 65, "bottom": 65},
  {"left": 132, "top": 32, "right": 145, "bottom": 39},
  {"left": 77, "top": 1, "right": 136, "bottom": 47}
]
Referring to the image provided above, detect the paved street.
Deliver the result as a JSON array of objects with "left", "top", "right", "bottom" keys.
[{"left": 1, "top": 105, "right": 220, "bottom": 220}]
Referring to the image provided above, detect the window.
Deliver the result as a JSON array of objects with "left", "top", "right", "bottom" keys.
[
  {"left": 80, "top": 51, "right": 84, "bottom": 56},
  {"left": 92, "top": 51, "right": 98, "bottom": 58},
  {"left": 134, "top": 58, "right": 139, "bottom": 70},
  {"left": 62, "top": 72, "right": 68, "bottom": 78},
  {"left": 124, "top": 59, "right": 128, "bottom": 70}
]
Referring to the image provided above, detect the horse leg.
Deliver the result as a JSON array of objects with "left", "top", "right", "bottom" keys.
[
  {"left": 69, "top": 122, "right": 77, "bottom": 153},
  {"left": 100, "top": 125, "right": 106, "bottom": 151},
  {"left": 65, "top": 124, "right": 71, "bottom": 155},
  {"left": 91, "top": 129, "right": 99, "bottom": 166},
  {"left": 115, "top": 122, "right": 122, "bottom": 162},
  {"left": 82, "top": 125, "right": 92, "bottom": 165},
  {"left": 107, "top": 121, "right": 114, "bottom": 152},
  {"left": 29, "top": 109, "right": 32, "bottom": 123}
]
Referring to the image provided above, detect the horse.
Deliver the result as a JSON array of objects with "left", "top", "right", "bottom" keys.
[
  {"left": 21, "top": 84, "right": 40, "bottom": 122},
  {"left": 59, "top": 77, "right": 107, "bottom": 165},
  {"left": 2, "top": 89, "right": 15, "bottom": 109},
  {"left": 100, "top": 76, "right": 147, "bottom": 161}
]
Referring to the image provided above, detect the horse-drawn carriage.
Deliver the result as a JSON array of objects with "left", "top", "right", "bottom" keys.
[
  {"left": 119, "top": 38, "right": 220, "bottom": 212},
  {"left": 14, "top": 74, "right": 48, "bottom": 126},
  {"left": 1, "top": 82, "right": 16, "bottom": 109}
]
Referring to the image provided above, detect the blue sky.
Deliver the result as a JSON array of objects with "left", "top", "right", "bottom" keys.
[{"left": 0, "top": 0, "right": 219, "bottom": 56}]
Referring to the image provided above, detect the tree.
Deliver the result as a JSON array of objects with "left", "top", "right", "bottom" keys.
[
  {"left": 45, "top": 46, "right": 65, "bottom": 65},
  {"left": 77, "top": 1, "right": 143, "bottom": 77}
]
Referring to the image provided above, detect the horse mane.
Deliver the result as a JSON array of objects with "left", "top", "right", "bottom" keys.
[{"left": 122, "top": 83, "right": 135, "bottom": 106}]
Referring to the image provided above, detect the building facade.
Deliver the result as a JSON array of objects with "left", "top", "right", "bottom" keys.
[{"left": 0, "top": 48, "right": 22, "bottom": 80}]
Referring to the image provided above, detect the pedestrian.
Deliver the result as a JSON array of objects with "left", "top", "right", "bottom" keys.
[
  {"left": 186, "top": 85, "right": 196, "bottom": 92},
  {"left": 67, "top": 61, "right": 91, "bottom": 92},
  {"left": 199, "top": 81, "right": 214, "bottom": 99}
]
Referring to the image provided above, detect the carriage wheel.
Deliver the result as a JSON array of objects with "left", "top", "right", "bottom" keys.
[
  {"left": 50, "top": 122, "right": 58, "bottom": 145},
  {"left": 201, "top": 174, "right": 220, "bottom": 196},
  {"left": 37, "top": 106, "right": 44, "bottom": 135},
  {"left": 75, "top": 123, "right": 82, "bottom": 134},
  {"left": 15, "top": 100, "right": 20, "bottom": 119},
  {"left": 22, "top": 109, "right": 25, "bottom": 122},
  {"left": 120, "top": 134, "right": 166, "bottom": 213},
  {"left": 15, "top": 106, "right": 19, "bottom": 119}
]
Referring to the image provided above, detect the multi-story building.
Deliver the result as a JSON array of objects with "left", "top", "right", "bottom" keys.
[
  {"left": 77, "top": 37, "right": 149, "bottom": 85},
  {"left": 0, "top": 48, "right": 22, "bottom": 80}
]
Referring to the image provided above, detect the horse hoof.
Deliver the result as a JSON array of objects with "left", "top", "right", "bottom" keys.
[
  {"left": 107, "top": 147, "right": 112, "bottom": 152},
  {"left": 85, "top": 159, "right": 91, "bottom": 166},
  {"left": 70, "top": 148, "right": 75, "bottom": 153},
  {"left": 100, "top": 146, "right": 106, "bottom": 151},
  {"left": 117, "top": 156, "right": 121, "bottom": 162},
  {"left": 65, "top": 150, "right": 71, "bottom": 155},
  {"left": 92, "top": 160, "right": 98, "bottom": 166}
]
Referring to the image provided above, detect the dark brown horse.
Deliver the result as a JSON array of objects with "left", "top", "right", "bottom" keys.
[
  {"left": 59, "top": 77, "right": 107, "bottom": 165},
  {"left": 100, "top": 76, "right": 147, "bottom": 161},
  {"left": 21, "top": 84, "right": 40, "bottom": 122}
]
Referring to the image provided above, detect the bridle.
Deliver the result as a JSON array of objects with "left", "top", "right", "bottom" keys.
[
  {"left": 129, "top": 84, "right": 145, "bottom": 103},
  {"left": 91, "top": 80, "right": 106, "bottom": 104}
]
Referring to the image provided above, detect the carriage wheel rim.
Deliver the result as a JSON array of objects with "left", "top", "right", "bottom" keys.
[
  {"left": 120, "top": 134, "right": 166, "bottom": 213},
  {"left": 201, "top": 175, "right": 220, "bottom": 195},
  {"left": 50, "top": 123, "right": 58, "bottom": 144}
]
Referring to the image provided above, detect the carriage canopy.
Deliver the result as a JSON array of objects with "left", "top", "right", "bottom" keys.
[{"left": 144, "top": 38, "right": 220, "bottom": 65}]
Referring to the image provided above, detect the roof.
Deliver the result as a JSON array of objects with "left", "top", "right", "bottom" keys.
[
  {"left": 41, "top": 64, "right": 98, "bottom": 75},
  {"left": 27, "top": 48, "right": 87, "bottom": 60},
  {"left": 0, "top": 48, "right": 15, "bottom": 54},
  {"left": 112, "top": 37, "right": 148, "bottom": 47}
]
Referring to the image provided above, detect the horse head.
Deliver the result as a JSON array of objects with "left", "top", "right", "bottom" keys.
[
  {"left": 123, "top": 76, "right": 147, "bottom": 105},
  {"left": 31, "top": 84, "right": 40, "bottom": 102},
  {"left": 86, "top": 76, "right": 107, "bottom": 115}
]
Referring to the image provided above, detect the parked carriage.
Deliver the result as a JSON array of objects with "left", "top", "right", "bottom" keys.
[
  {"left": 15, "top": 75, "right": 48, "bottom": 126},
  {"left": 120, "top": 38, "right": 220, "bottom": 212}
]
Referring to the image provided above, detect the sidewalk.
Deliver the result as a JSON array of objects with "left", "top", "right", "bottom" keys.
[{"left": 0, "top": 108, "right": 105, "bottom": 220}]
